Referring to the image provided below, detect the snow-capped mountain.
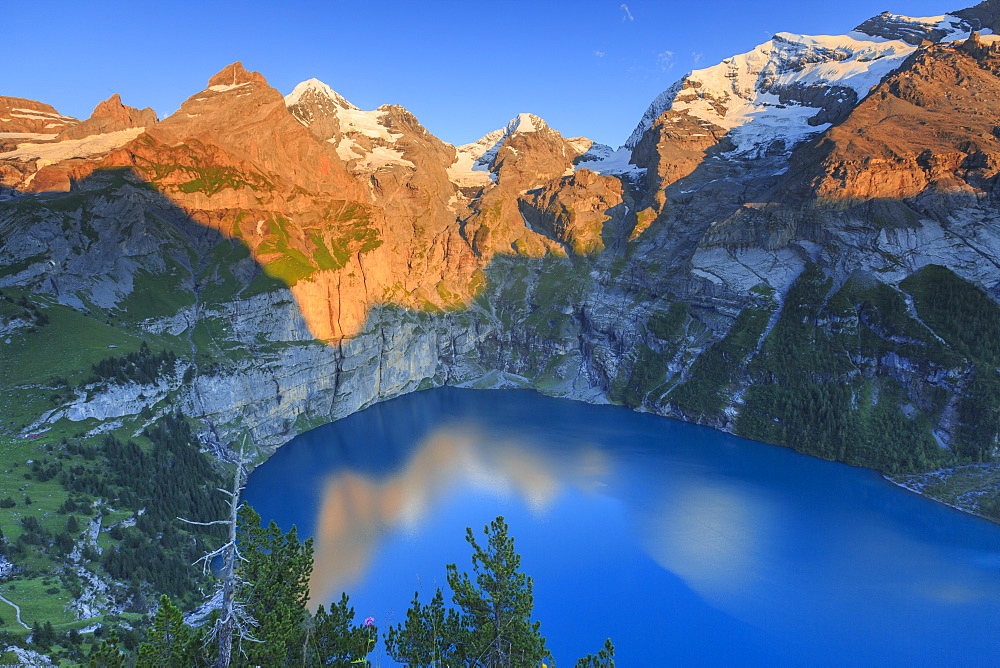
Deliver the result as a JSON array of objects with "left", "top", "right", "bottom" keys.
[
  {"left": 285, "top": 78, "right": 416, "bottom": 172},
  {"left": 447, "top": 113, "right": 593, "bottom": 187},
  {"left": 625, "top": 12, "right": 987, "bottom": 163}
]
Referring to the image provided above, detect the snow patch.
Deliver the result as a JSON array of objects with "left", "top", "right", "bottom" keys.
[
  {"left": 11, "top": 107, "right": 72, "bottom": 119},
  {"left": 353, "top": 145, "right": 414, "bottom": 170},
  {"left": 337, "top": 108, "right": 401, "bottom": 141},
  {"left": 574, "top": 144, "right": 644, "bottom": 178},
  {"left": 0, "top": 127, "right": 146, "bottom": 167},
  {"left": 328, "top": 135, "right": 412, "bottom": 170},
  {"left": 207, "top": 82, "right": 251, "bottom": 93},
  {"left": 331, "top": 135, "right": 362, "bottom": 161},
  {"left": 447, "top": 147, "right": 496, "bottom": 186},
  {"left": 10, "top": 112, "right": 67, "bottom": 121},
  {"left": 0, "top": 132, "right": 58, "bottom": 141}
]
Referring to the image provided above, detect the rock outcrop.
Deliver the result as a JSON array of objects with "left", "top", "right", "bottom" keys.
[
  {"left": 57, "top": 94, "right": 157, "bottom": 141},
  {"left": 0, "top": 96, "right": 77, "bottom": 137},
  {"left": 520, "top": 169, "right": 628, "bottom": 255}
]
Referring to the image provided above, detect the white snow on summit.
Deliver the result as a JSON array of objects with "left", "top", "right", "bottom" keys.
[
  {"left": 284, "top": 78, "right": 357, "bottom": 111},
  {"left": 447, "top": 113, "right": 550, "bottom": 186},
  {"left": 624, "top": 13, "right": 989, "bottom": 160},
  {"left": 509, "top": 112, "right": 545, "bottom": 134},
  {"left": 285, "top": 78, "right": 414, "bottom": 172}
]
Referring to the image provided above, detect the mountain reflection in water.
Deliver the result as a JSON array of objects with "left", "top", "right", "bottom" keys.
[
  {"left": 309, "top": 424, "right": 609, "bottom": 603},
  {"left": 246, "top": 388, "right": 1000, "bottom": 666}
]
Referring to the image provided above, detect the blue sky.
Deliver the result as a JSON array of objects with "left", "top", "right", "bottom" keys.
[{"left": 5, "top": 0, "right": 959, "bottom": 147}]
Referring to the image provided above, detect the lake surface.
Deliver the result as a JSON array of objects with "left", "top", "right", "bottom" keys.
[{"left": 245, "top": 388, "right": 1000, "bottom": 666}]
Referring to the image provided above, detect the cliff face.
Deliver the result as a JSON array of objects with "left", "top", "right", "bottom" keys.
[{"left": 3, "top": 2, "right": 1000, "bottom": 532}]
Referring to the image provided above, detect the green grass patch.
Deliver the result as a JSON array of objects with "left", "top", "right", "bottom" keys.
[
  {"left": 0, "top": 576, "right": 76, "bottom": 628},
  {"left": 249, "top": 208, "right": 384, "bottom": 288},
  {"left": 242, "top": 270, "right": 287, "bottom": 298},
  {"left": 114, "top": 260, "right": 195, "bottom": 322},
  {"left": 0, "top": 301, "right": 145, "bottom": 390}
]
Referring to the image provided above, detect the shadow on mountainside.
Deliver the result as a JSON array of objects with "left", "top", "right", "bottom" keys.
[
  {"left": 0, "top": 167, "right": 318, "bottom": 440},
  {"left": 0, "top": 164, "right": 629, "bottom": 446}
]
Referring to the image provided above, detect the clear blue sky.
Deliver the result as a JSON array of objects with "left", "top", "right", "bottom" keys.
[{"left": 5, "top": 0, "right": 960, "bottom": 147}]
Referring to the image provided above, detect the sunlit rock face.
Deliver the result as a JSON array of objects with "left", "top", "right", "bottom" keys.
[
  {"left": 58, "top": 94, "right": 157, "bottom": 142},
  {"left": 786, "top": 34, "right": 1000, "bottom": 206}
]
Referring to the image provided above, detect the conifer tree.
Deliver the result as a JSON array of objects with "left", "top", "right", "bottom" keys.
[
  {"left": 86, "top": 630, "right": 127, "bottom": 668},
  {"left": 307, "top": 593, "right": 379, "bottom": 666},
  {"left": 449, "top": 516, "right": 549, "bottom": 667},
  {"left": 136, "top": 595, "right": 205, "bottom": 667},
  {"left": 386, "top": 587, "right": 464, "bottom": 665},
  {"left": 232, "top": 506, "right": 313, "bottom": 666},
  {"left": 576, "top": 638, "right": 615, "bottom": 667},
  {"left": 386, "top": 516, "right": 550, "bottom": 667}
]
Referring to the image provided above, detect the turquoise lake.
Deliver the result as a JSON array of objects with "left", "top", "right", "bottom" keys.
[{"left": 244, "top": 388, "right": 1000, "bottom": 666}]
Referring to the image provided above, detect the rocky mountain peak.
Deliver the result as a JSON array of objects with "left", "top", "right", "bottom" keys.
[
  {"left": 507, "top": 113, "right": 548, "bottom": 134},
  {"left": 775, "top": 31, "right": 1000, "bottom": 210},
  {"left": 620, "top": 4, "right": 1000, "bottom": 215},
  {"left": 207, "top": 61, "right": 268, "bottom": 89},
  {"left": 955, "top": 0, "right": 1000, "bottom": 33},
  {"left": 449, "top": 113, "right": 555, "bottom": 182},
  {"left": 93, "top": 93, "right": 125, "bottom": 117},
  {"left": 285, "top": 79, "right": 358, "bottom": 114},
  {"left": 284, "top": 78, "right": 360, "bottom": 140},
  {"left": 57, "top": 93, "right": 157, "bottom": 140}
]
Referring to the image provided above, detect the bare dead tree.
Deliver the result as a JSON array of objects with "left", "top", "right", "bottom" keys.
[{"left": 179, "top": 441, "right": 258, "bottom": 668}]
